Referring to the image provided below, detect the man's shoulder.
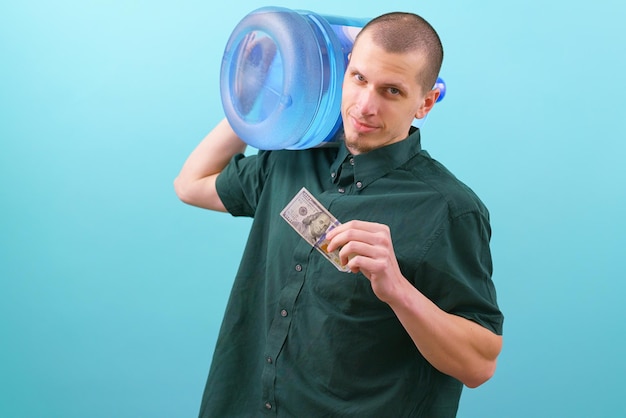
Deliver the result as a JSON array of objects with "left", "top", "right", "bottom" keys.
[{"left": 409, "top": 152, "right": 489, "bottom": 217}]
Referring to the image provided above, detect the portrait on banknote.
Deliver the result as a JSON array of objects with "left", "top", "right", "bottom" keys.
[{"left": 280, "top": 187, "right": 350, "bottom": 272}]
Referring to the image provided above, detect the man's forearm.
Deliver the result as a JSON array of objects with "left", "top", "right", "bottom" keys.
[
  {"left": 174, "top": 118, "right": 247, "bottom": 210},
  {"left": 389, "top": 280, "right": 502, "bottom": 388}
]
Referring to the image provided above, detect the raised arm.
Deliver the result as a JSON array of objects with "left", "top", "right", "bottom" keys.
[{"left": 174, "top": 118, "right": 247, "bottom": 211}]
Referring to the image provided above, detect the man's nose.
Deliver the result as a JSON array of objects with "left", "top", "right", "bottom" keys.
[{"left": 355, "top": 88, "right": 378, "bottom": 116}]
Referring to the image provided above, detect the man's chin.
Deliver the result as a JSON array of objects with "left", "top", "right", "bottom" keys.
[{"left": 343, "top": 137, "right": 373, "bottom": 155}]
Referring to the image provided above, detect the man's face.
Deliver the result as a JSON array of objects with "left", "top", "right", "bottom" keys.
[
  {"left": 310, "top": 213, "right": 331, "bottom": 238},
  {"left": 340, "top": 31, "right": 432, "bottom": 155}
]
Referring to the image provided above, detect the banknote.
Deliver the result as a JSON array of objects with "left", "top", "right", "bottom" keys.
[{"left": 280, "top": 187, "right": 350, "bottom": 272}]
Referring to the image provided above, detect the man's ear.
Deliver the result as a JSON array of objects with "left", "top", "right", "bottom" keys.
[{"left": 415, "top": 88, "right": 440, "bottom": 119}]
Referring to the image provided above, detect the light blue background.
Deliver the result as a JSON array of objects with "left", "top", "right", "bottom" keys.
[{"left": 1, "top": 0, "right": 625, "bottom": 417}]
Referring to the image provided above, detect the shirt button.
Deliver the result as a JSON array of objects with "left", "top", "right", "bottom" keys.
[
  {"left": 295, "top": 264, "right": 302, "bottom": 272},
  {"left": 349, "top": 158, "right": 355, "bottom": 165},
  {"left": 281, "top": 309, "right": 288, "bottom": 317},
  {"left": 265, "top": 402, "right": 272, "bottom": 410},
  {"left": 356, "top": 181, "right": 363, "bottom": 189},
  {"left": 331, "top": 172, "right": 336, "bottom": 178},
  {"left": 266, "top": 356, "right": 272, "bottom": 364},
  {"left": 338, "top": 187, "right": 345, "bottom": 193}
]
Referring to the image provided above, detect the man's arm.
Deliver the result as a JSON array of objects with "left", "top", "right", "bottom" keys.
[
  {"left": 385, "top": 279, "right": 502, "bottom": 388},
  {"left": 325, "top": 220, "right": 502, "bottom": 388},
  {"left": 174, "top": 118, "right": 247, "bottom": 211}
]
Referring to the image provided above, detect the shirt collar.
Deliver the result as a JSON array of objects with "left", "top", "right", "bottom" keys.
[{"left": 330, "top": 127, "right": 422, "bottom": 189}]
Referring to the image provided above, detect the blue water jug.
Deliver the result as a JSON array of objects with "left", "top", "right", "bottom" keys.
[{"left": 220, "top": 6, "right": 445, "bottom": 150}]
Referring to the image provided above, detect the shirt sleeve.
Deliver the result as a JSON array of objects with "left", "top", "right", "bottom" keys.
[
  {"left": 414, "top": 210, "right": 504, "bottom": 335},
  {"left": 215, "top": 150, "right": 275, "bottom": 218}
]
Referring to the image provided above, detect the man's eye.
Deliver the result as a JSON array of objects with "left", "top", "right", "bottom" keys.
[{"left": 388, "top": 87, "right": 401, "bottom": 95}]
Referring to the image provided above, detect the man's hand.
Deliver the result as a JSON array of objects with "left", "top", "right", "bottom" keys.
[{"left": 325, "top": 220, "right": 407, "bottom": 304}]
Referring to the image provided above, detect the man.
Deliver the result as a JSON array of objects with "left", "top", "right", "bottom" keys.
[{"left": 175, "top": 11, "right": 503, "bottom": 417}]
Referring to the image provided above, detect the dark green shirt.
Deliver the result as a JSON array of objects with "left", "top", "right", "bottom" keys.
[{"left": 201, "top": 128, "right": 503, "bottom": 417}]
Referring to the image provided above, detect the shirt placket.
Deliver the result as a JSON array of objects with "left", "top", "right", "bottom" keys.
[
  {"left": 334, "top": 155, "right": 356, "bottom": 195},
  {"left": 260, "top": 240, "right": 310, "bottom": 415}
]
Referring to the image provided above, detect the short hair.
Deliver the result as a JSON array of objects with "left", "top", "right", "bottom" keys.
[{"left": 355, "top": 12, "right": 444, "bottom": 92}]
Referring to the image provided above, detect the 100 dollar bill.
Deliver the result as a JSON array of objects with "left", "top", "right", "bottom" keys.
[{"left": 280, "top": 187, "right": 349, "bottom": 272}]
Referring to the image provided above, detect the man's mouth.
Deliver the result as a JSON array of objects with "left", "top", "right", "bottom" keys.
[{"left": 349, "top": 115, "right": 378, "bottom": 134}]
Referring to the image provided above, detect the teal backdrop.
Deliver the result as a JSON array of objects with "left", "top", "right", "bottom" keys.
[{"left": 2, "top": 0, "right": 625, "bottom": 417}]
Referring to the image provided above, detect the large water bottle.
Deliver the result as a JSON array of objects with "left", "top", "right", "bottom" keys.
[{"left": 220, "top": 6, "right": 445, "bottom": 150}]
